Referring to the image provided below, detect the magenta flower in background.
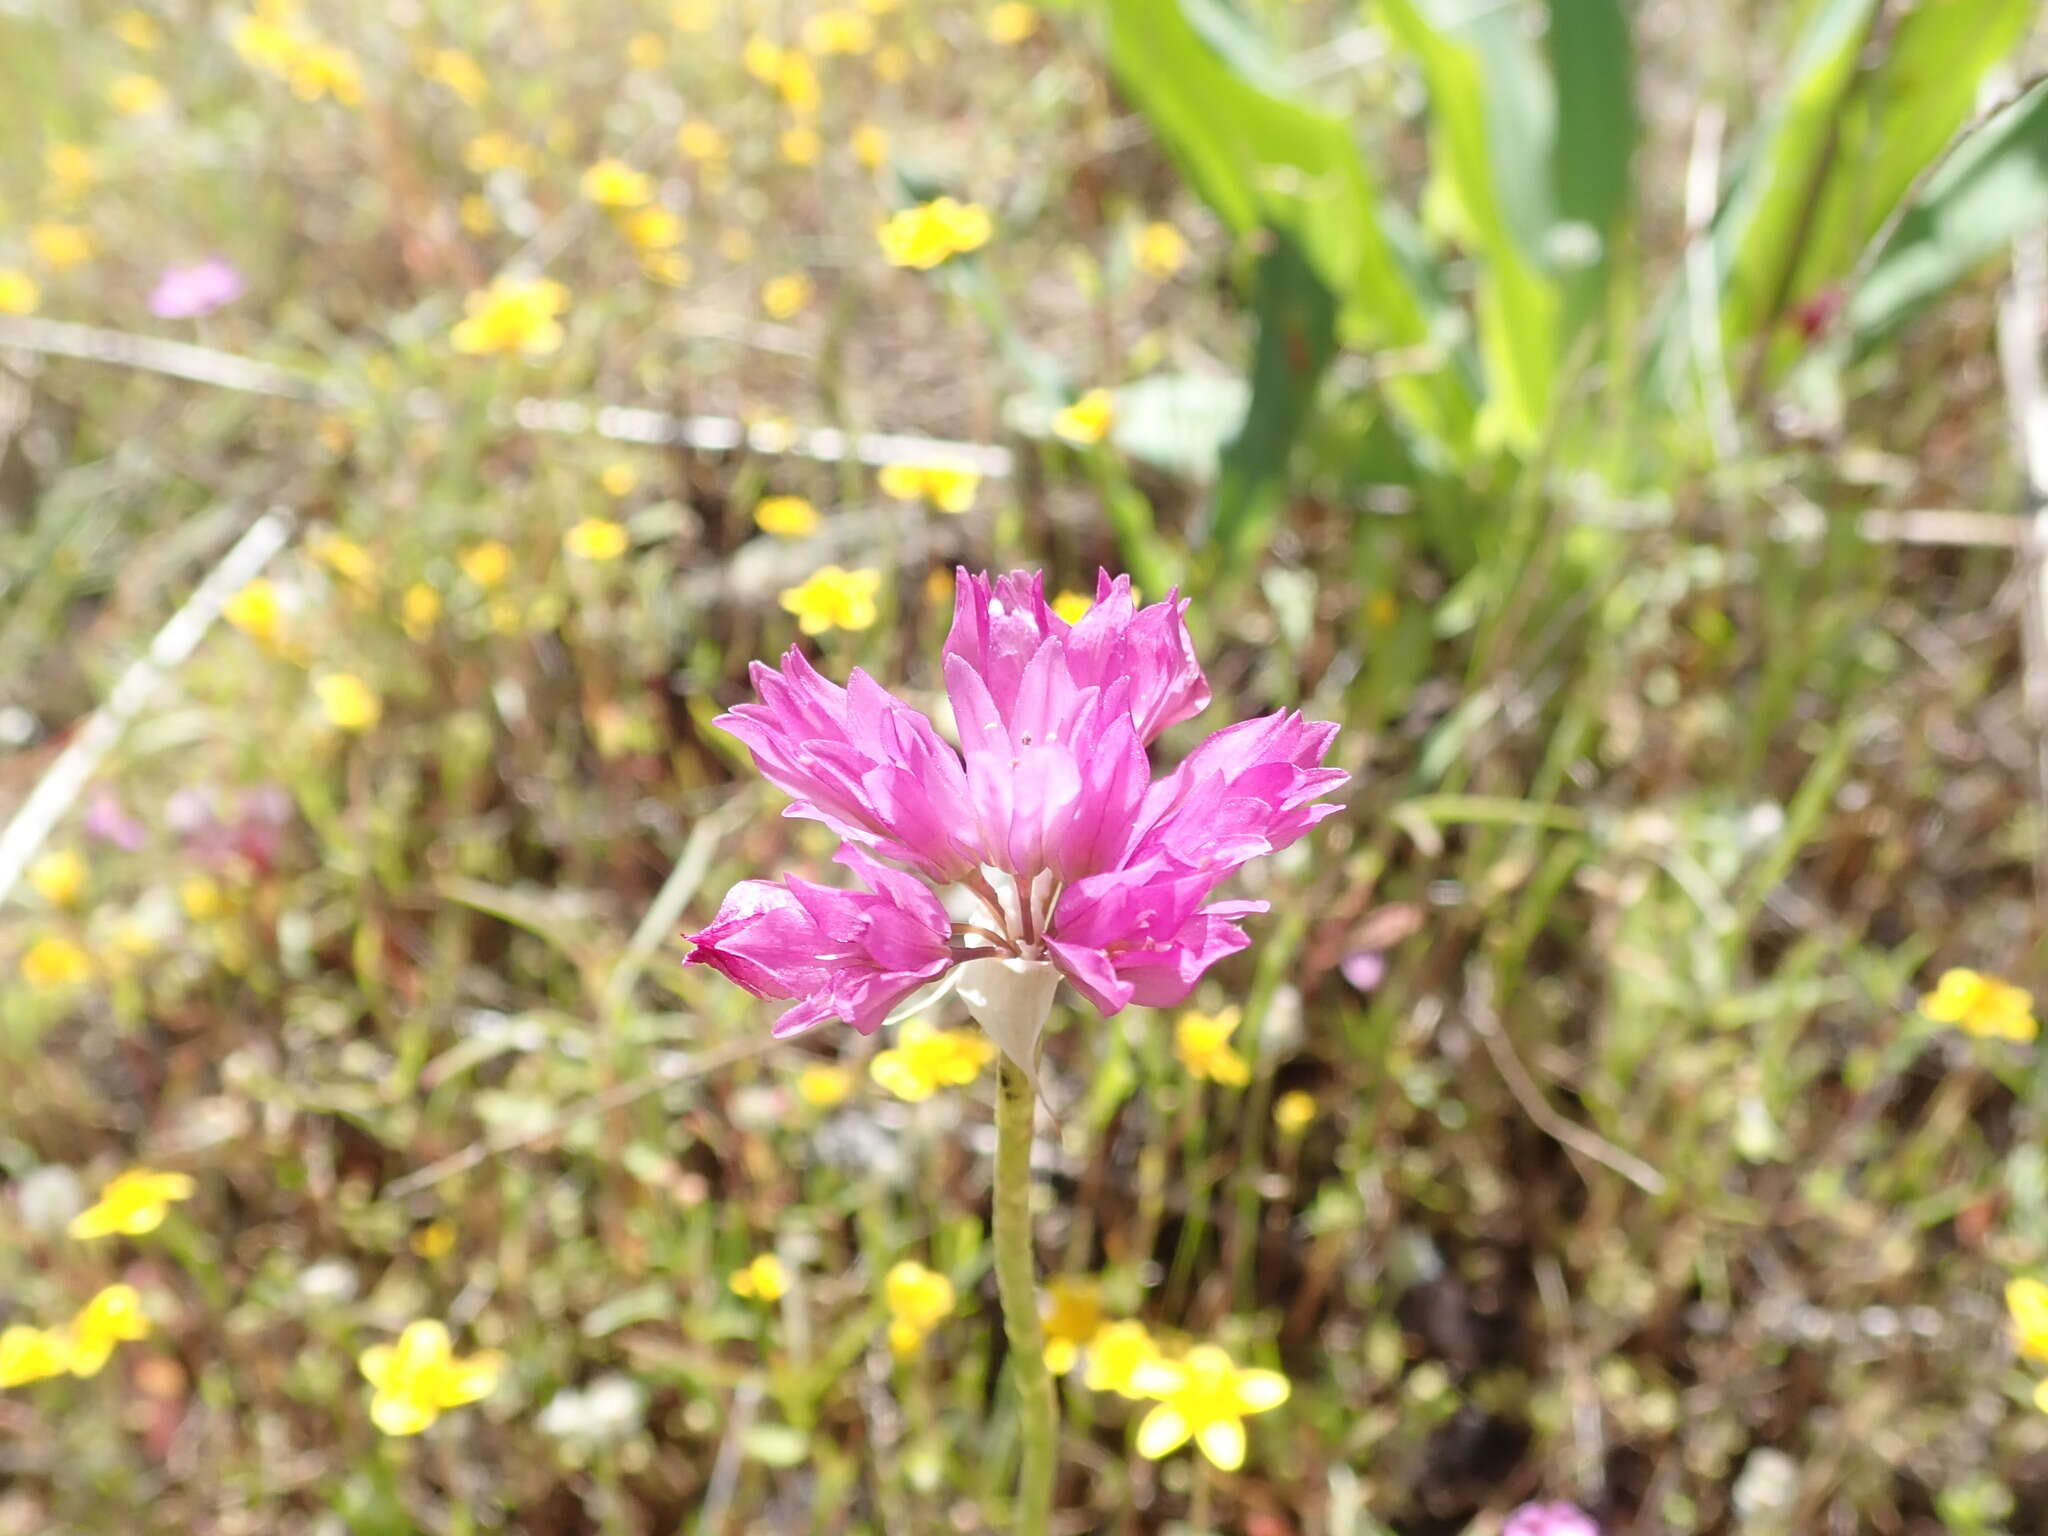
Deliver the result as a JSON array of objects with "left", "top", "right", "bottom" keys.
[
  {"left": 149, "top": 257, "right": 244, "bottom": 319},
  {"left": 685, "top": 569, "right": 1347, "bottom": 1037},
  {"left": 1504, "top": 1501, "right": 1600, "bottom": 1536},
  {"left": 83, "top": 788, "right": 146, "bottom": 851}
]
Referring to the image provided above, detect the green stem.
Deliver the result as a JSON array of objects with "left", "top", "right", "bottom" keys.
[{"left": 993, "top": 1053, "right": 1056, "bottom": 1536}]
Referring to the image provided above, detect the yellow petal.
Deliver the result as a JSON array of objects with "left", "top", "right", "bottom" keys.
[
  {"left": 358, "top": 1344, "right": 395, "bottom": 1389},
  {"left": 1232, "top": 1368, "right": 1291, "bottom": 1413},
  {"left": 434, "top": 1351, "right": 504, "bottom": 1407},
  {"left": 1045, "top": 1338, "right": 1078, "bottom": 1375},
  {"left": 1134, "top": 1404, "right": 1191, "bottom": 1460},
  {"left": 1195, "top": 1416, "right": 1246, "bottom": 1471},
  {"left": 2034, "top": 1377, "right": 2048, "bottom": 1414},
  {"left": 371, "top": 1391, "right": 437, "bottom": 1435}
]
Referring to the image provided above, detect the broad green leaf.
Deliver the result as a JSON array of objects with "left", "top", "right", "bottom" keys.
[
  {"left": 1849, "top": 77, "right": 2048, "bottom": 346},
  {"left": 1547, "top": 0, "right": 1636, "bottom": 338}
]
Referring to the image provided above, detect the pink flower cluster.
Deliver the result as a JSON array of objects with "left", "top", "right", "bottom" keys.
[{"left": 685, "top": 571, "right": 1346, "bottom": 1036}]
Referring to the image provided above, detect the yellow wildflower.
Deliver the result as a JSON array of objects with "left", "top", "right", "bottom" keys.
[
  {"left": 288, "top": 45, "right": 364, "bottom": 106},
  {"left": 851, "top": 123, "right": 889, "bottom": 171},
  {"left": 776, "top": 53, "right": 821, "bottom": 115},
  {"left": 179, "top": 876, "right": 223, "bottom": 922},
  {"left": 316, "top": 673, "right": 382, "bottom": 732},
  {"left": 67, "top": 1284, "right": 150, "bottom": 1376},
  {"left": 451, "top": 277, "right": 569, "bottom": 356},
  {"left": 796, "top": 1064, "right": 853, "bottom": 1107},
  {"left": 754, "top": 495, "right": 821, "bottom": 538},
  {"left": 410, "top": 1219, "right": 457, "bottom": 1259},
  {"left": 1051, "top": 590, "right": 1092, "bottom": 624},
  {"left": 780, "top": 124, "right": 823, "bottom": 167},
  {"left": 0, "top": 270, "right": 38, "bottom": 315},
  {"left": 223, "top": 577, "right": 283, "bottom": 644},
  {"left": 622, "top": 206, "right": 683, "bottom": 251},
  {"left": 2011, "top": 1278, "right": 2048, "bottom": 1363},
  {"left": 310, "top": 531, "right": 376, "bottom": 587},
  {"left": 1084, "top": 1319, "right": 1161, "bottom": 1397},
  {"left": 582, "top": 158, "right": 653, "bottom": 208},
  {"left": 427, "top": 48, "right": 488, "bottom": 106},
  {"left": 114, "top": 9, "right": 162, "bottom": 49},
  {"left": 464, "top": 132, "right": 530, "bottom": 174},
  {"left": 358, "top": 1320, "right": 503, "bottom": 1436},
  {"left": 1042, "top": 1278, "right": 1104, "bottom": 1374},
  {"left": 21, "top": 935, "right": 91, "bottom": 990},
  {"left": 109, "top": 73, "right": 168, "bottom": 115},
  {"left": 564, "top": 517, "right": 629, "bottom": 561},
  {"left": 1132, "top": 1344, "right": 1290, "bottom": 1471},
  {"left": 678, "top": 120, "right": 728, "bottom": 162},
  {"left": 804, "top": 8, "right": 876, "bottom": 54},
  {"left": 781, "top": 565, "right": 882, "bottom": 636},
  {"left": 600, "top": 462, "right": 639, "bottom": 498},
  {"left": 1273, "top": 1089, "right": 1317, "bottom": 1135},
  {"left": 877, "top": 462, "right": 980, "bottom": 514},
  {"left": 729, "top": 1253, "right": 790, "bottom": 1302},
  {"left": 0, "top": 1326, "right": 73, "bottom": 1388},
  {"left": 987, "top": 3, "right": 1040, "bottom": 43},
  {"left": 1133, "top": 221, "right": 1188, "bottom": 279},
  {"left": 232, "top": 15, "right": 295, "bottom": 71},
  {"left": 31, "top": 224, "right": 94, "bottom": 271},
  {"left": 1052, "top": 388, "right": 1116, "bottom": 445},
  {"left": 743, "top": 35, "right": 785, "bottom": 83},
  {"left": 401, "top": 582, "right": 441, "bottom": 640},
  {"left": 70, "top": 1168, "right": 194, "bottom": 1240},
  {"left": 626, "top": 32, "right": 666, "bottom": 71},
  {"left": 885, "top": 1260, "right": 955, "bottom": 1357},
  {"left": 761, "top": 272, "right": 813, "bottom": 320},
  {"left": 869, "top": 1018, "right": 995, "bottom": 1101},
  {"left": 459, "top": 540, "right": 512, "bottom": 588},
  {"left": 460, "top": 195, "right": 495, "bottom": 234},
  {"left": 45, "top": 144, "right": 98, "bottom": 199},
  {"left": 873, "top": 42, "right": 911, "bottom": 81},
  {"left": 1175, "top": 1007, "right": 1250, "bottom": 1086},
  {"left": 1922, "top": 968, "right": 2037, "bottom": 1042},
  {"left": 878, "top": 197, "right": 992, "bottom": 270},
  {"left": 29, "top": 851, "right": 86, "bottom": 909}
]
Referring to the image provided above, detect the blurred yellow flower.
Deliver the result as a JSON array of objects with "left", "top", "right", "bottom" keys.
[
  {"left": 1273, "top": 1089, "right": 1317, "bottom": 1135},
  {"left": 451, "top": 277, "right": 569, "bottom": 356},
  {"left": 358, "top": 1320, "right": 503, "bottom": 1436},
  {"left": 873, "top": 42, "right": 911, "bottom": 81},
  {"left": 459, "top": 194, "right": 495, "bottom": 234},
  {"left": 223, "top": 577, "right": 283, "bottom": 643},
  {"left": 851, "top": 122, "right": 890, "bottom": 171},
  {"left": 878, "top": 197, "right": 992, "bottom": 270},
  {"left": 1132, "top": 1345, "right": 1289, "bottom": 1470},
  {"left": 627, "top": 32, "right": 666, "bottom": 71},
  {"left": 2010, "top": 1277, "right": 2048, "bottom": 1362},
  {"left": 45, "top": 143, "right": 99, "bottom": 199},
  {"left": 987, "top": 2, "right": 1040, "bottom": 43},
  {"left": 464, "top": 132, "right": 530, "bottom": 175},
  {"left": 401, "top": 582, "right": 441, "bottom": 640},
  {"left": 582, "top": 158, "right": 653, "bottom": 208},
  {"left": 1042, "top": 1277, "right": 1104, "bottom": 1374},
  {"left": 180, "top": 876, "right": 223, "bottom": 921},
  {"left": 564, "top": 518, "right": 629, "bottom": 561},
  {"left": 32, "top": 224, "right": 95, "bottom": 271},
  {"left": 410, "top": 1219, "right": 457, "bottom": 1259},
  {"left": 1176, "top": 1006, "right": 1250, "bottom": 1086},
  {"left": 678, "top": 120, "right": 729, "bottom": 162},
  {"left": 796, "top": 1063, "right": 853, "bottom": 1107},
  {"left": 70, "top": 1168, "right": 194, "bottom": 1239},
  {"left": 776, "top": 53, "right": 821, "bottom": 115},
  {"left": 781, "top": 565, "right": 881, "bottom": 636},
  {"left": 1052, "top": 388, "right": 1116, "bottom": 445},
  {"left": 755, "top": 495, "right": 820, "bottom": 538},
  {"left": 21, "top": 935, "right": 91, "bottom": 990},
  {"left": 109, "top": 73, "right": 167, "bottom": 114},
  {"left": 642, "top": 250, "right": 691, "bottom": 286},
  {"left": 600, "top": 462, "right": 639, "bottom": 498},
  {"left": 114, "top": 9, "right": 162, "bottom": 49},
  {"left": 459, "top": 540, "right": 512, "bottom": 588},
  {"left": 1133, "top": 221, "right": 1188, "bottom": 279},
  {"left": 877, "top": 462, "right": 979, "bottom": 514},
  {"left": 288, "top": 45, "right": 363, "bottom": 106},
  {"left": 0, "top": 1326, "right": 72, "bottom": 1388},
  {"left": 672, "top": 0, "right": 714, "bottom": 29},
  {"left": 743, "top": 35, "right": 786, "bottom": 83},
  {"left": 1050, "top": 590, "right": 1092, "bottom": 624},
  {"left": 730, "top": 1253, "right": 790, "bottom": 1301},
  {"left": 316, "top": 673, "right": 382, "bottom": 732},
  {"left": 29, "top": 850, "right": 86, "bottom": 909},
  {"left": 885, "top": 1260, "right": 955, "bottom": 1357},
  {"left": 761, "top": 272, "right": 813, "bottom": 319},
  {"left": 0, "top": 270, "right": 39, "bottom": 315},
  {"left": 427, "top": 48, "right": 487, "bottom": 106},
  {"left": 67, "top": 1284, "right": 150, "bottom": 1376},
  {"left": 869, "top": 1018, "right": 995, "bottom": 1101},
  {"left": 1084, "top": 1319, "right": 1160, "bottom": 1397},
  {"left": 623, "top": 205, "right": 684, "bottom": 251},
  {"left": 780, "top": 124, "right": 823, "bottom": 167},
  {"left": 1922, "top": 968, "right": 2037, "bottom": 1041},
  {"left": 310, "top": 531, "right": 376, "bottom": 586},
  {"left": 804, "top": 8, "right": 876, "bottom": 54}
]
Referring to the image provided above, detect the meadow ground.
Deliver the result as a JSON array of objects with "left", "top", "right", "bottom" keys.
[{"left": 6, "top": 1, "right": 2048, "bottom": 1533}]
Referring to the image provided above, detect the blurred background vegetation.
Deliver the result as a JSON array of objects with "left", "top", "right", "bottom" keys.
[{"left": 6, "top": 0, "right": 2048, "bottom": 1531}]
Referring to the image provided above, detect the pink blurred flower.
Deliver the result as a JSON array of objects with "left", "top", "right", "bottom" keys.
[
  {"left": 83, "top": 789, "right": 145, "bottom": 851},
  {"left": 1504, "top": 1502, "right": 1599, "bottom": 1536},
  {"left": 686, "top": 569, "right": 1346, "bottom": 1035},
  {"left": 149, "top": 257, "right": 244, "bottom": 319}
]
